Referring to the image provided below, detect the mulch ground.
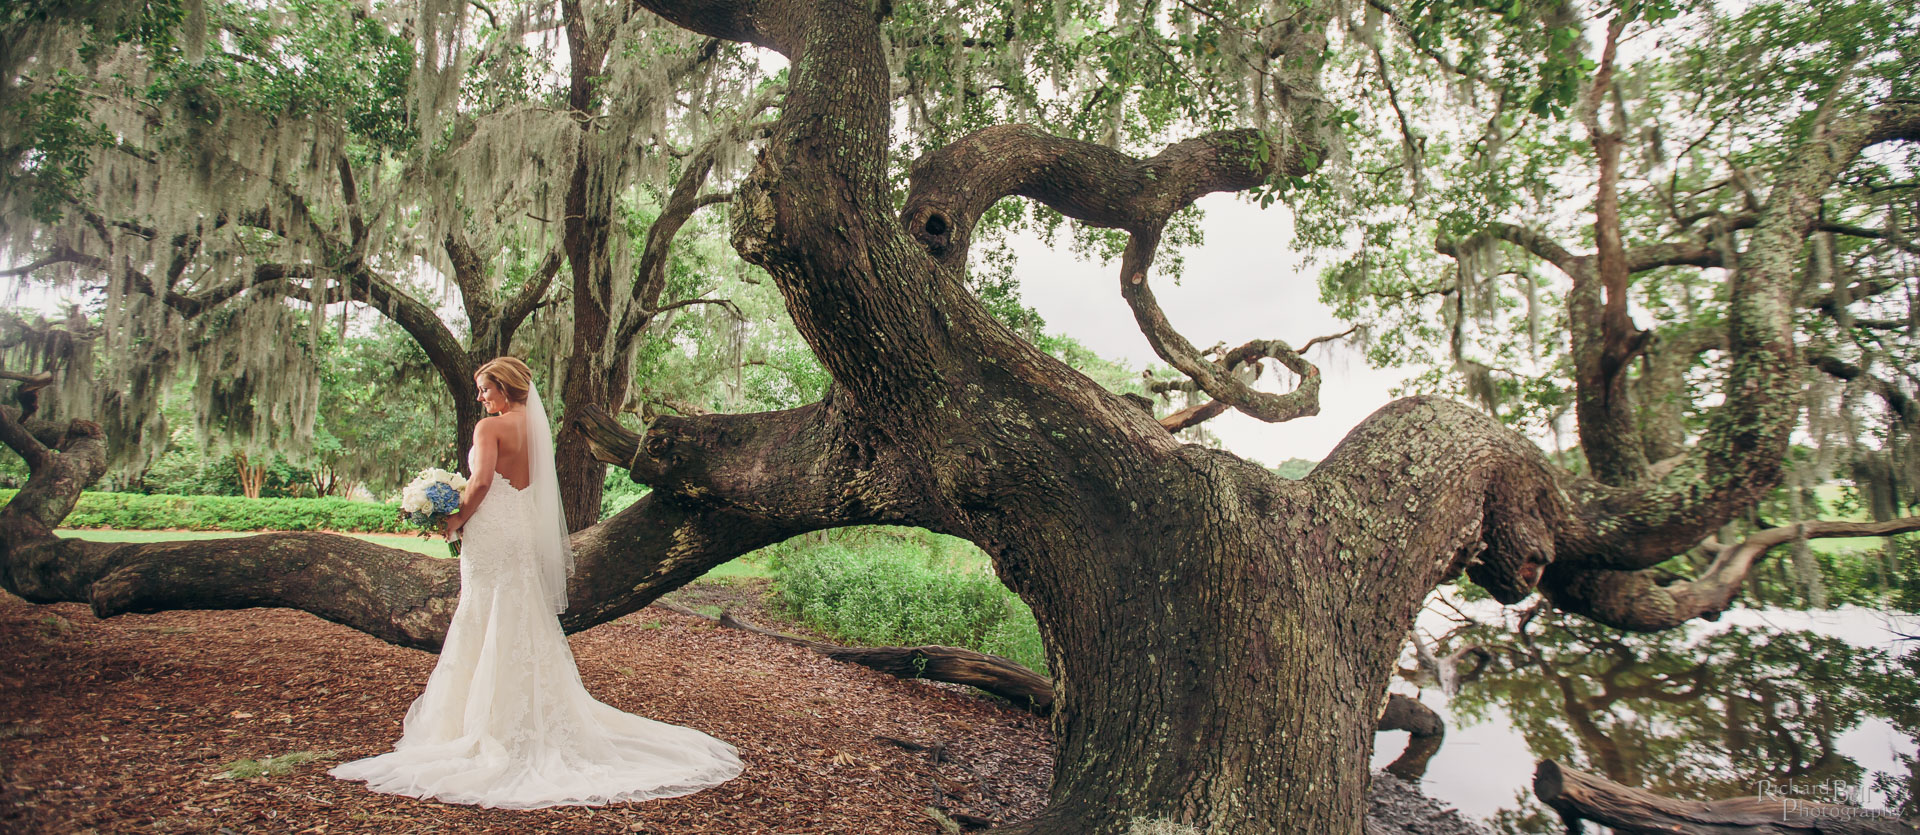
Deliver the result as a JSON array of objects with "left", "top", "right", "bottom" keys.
[{"left": 0, "top": 580, "right": 1052, "bottom": 834}]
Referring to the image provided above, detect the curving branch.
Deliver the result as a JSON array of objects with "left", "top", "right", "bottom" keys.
[
  {"left": 630, "top": 0, "right": 799, "bottom": 55},
  {"left": 1807, "top": 351, "right": 1917, "bottom": 424},
  {"left": 613, "top": 137, "right": 728, "bottom": 354},
  {"left": 901, "top": 124, "right": 1312, "bottom": 270},
  {"left": 901, "top": 124, "right": 1325, "bottom": 428},
  {"left": 1150, "top": 334, "right": 1345, "bottom": 432},
  {"left": 1543, "top": 517, "right": 1920, "bottom": 632}
]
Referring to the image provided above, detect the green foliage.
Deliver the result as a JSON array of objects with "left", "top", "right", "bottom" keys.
[
  {"left": 133, "top": 0, "right": 417, "bottom": 155},
  {"left": 768, "top": 528, "right": 1047, "bottom": 677},
  {"left": 1270, "top": 458, "right": 1318, "bottom": 480},
  {"left": 3, "top": 67, "right": 114, "bottom": 221},
  {"left": 313, "top": 322, "right": 457, "bottom": 495},
  {"left": 601, "top": 467, "right": 650, "bottom": 519},
  {"left": 0, "top": 446, "right": 27, "bottom": 489},
  {"left": 1, "top": 0, "right": 186, "bottom": 219},
  {"left": 0, "top": 489, "right": 409, "bottom": 533}
]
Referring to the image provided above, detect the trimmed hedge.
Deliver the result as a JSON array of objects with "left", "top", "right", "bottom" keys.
[{"left": 0, "top": 489, "right": 407, "bottom": 533}]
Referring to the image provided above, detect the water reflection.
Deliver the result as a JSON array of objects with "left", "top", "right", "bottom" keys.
[{"left": 1424, "top": 609, "right": 1920, "bottom": 832}]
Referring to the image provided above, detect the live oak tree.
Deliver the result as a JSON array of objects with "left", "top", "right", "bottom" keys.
[
  {"left": 0, "top": 0, "right": 771, "bottom": 515},
  {"left": 5, "top": 1, "right": 1920, "bottom": 834},
  {"left": 1322, "top": 0, "right": 1920, "bottom": 608}
]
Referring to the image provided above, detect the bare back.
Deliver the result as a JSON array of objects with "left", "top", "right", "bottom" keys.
[{"left": 479, "top": 411, "right": 532, "bottom": 490}]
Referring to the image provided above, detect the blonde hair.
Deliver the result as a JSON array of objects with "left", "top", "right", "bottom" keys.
[{"left": 476, "top": 356, "right": 533, "bottom": 403}]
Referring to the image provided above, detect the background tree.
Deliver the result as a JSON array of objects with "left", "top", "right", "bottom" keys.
[
  {"left": 1319, "top": 0, "right": 1920, "bottom": 608},
  {"left": 4, "top": 1, "right": 1920, "bottom": 834}
]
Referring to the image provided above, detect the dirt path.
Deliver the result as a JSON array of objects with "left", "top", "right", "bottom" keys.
[{"left": 0, "top": 586, "right": 1051, "bottom": 834}]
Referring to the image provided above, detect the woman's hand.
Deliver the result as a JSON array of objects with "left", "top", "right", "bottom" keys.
[{"left": 443, "top": 512, "right": 467, "bottom": 540}]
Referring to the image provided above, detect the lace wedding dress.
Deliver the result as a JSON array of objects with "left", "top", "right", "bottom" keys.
[{"left": 330, "top": 448, "right": 743, "bottom": 809}]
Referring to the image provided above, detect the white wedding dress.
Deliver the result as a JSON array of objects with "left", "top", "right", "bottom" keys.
[{"left": 330, "top": 451, "right": 743, "bottom": 808}]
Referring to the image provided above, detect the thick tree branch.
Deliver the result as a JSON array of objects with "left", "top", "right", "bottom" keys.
[
  {"left": 443, "top": 227, "right": 500, "bottom": 329},
  {"left": 630, "top": 0, "right": 797, "bottom": 55},
  {"left": 0, "top": 402, "right": 52, "bottom": 471},
  {"left": 614, "top": 137, "right": 726, "bottom": 354},
  {"left": 1552, "top": 100, "right": 1920, "bottom": 570},
  {"left": 899, "top": 123, "right": 1336, "bottom": 430},
  {"left": 336, "top": 155, "right": 369, "bottom": 258},
  {"left": 571, "top": 398, "right": 930, "bottom": 528},
  {"left": 499, "top": 245, "right": 566, "bottom": 336},
  {"left": 1544, "top": 517, "right": 1920, "bottom": 632},
  {"left": 1805, "top": 351, "right": 1916, "bottom": 424},
  {"left": 0, "top": 396, "right": 932, "bottom": 654},
  {"left": 902, "top": 124, "right": 1313, "bottom": 270}
]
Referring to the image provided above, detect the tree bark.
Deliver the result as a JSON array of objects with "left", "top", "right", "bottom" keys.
[
  {"left": 1535, "top": 760, "right": 1916, "bottom": 835},
  {"left": 1377, "top": 694, "right": 1445, "bottom": 782}
]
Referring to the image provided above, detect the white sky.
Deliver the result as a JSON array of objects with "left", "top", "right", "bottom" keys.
[{"left": 1009, "top": 193, "right": 1406, "bottom": 466}]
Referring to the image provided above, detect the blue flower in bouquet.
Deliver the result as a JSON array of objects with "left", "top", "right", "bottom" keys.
[
  {"left": 427, "top": 481, "right": 460, "bottom": 516},
  {"left": 400, "top": 468, "right": 468, "bottom": 530}
]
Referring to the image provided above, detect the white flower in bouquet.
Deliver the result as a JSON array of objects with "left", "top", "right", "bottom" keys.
[{"left": 399, "top": 468, "right": 468, "bottom": 530}]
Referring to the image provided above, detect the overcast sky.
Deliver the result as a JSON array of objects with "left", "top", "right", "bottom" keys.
[{"left": 1008, "top": 193, "right": 1407, "bottom": 467}]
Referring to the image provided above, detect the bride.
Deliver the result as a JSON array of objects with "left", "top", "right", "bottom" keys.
[{"left": 331, "top": 356, "right": 743, "bottom": 808}]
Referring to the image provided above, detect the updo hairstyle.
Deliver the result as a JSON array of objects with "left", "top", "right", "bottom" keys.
[{"left": 476, "top": 356, "right": 533, "bottom": 403}]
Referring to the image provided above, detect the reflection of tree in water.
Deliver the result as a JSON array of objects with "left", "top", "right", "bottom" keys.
[{"left": 1438, "top": 610, "right": 1920, "bottom": 830}]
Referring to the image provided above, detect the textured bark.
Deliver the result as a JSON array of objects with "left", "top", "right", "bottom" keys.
[
  {"left": 1377, "top": 694, "right": 1445, "bottom": 782},
  {"left": 555, "top": 0, "right": 618, "bottom": 530},
  {"left": 1575, "top": 20, "right": 1652, "bottom": 488},
  {"left": 1535, "top": 760, "right": 1917, "bottom": 835}
]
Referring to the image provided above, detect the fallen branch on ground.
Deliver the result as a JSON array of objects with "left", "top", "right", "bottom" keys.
[{"left": 1534, "top": 759, "right": 1917, "bottom": 834}]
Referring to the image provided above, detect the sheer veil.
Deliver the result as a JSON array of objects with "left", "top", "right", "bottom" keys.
[{"left": 524, "top": 383, "right": 575, "bottom": 613}]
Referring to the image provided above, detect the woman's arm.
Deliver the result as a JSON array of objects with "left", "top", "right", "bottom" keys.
[{"left": 445, "top": 419, "right": 500, "bottom": 537}]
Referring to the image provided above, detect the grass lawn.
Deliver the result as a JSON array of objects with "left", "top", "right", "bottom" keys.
[
  {"left": 58, "top": 528, "right": 452, "bottom": 556},
  {"left": 53, "top": 529, "right": 775, "bottom": 579}
]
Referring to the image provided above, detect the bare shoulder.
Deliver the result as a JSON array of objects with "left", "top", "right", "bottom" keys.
[
  {"left": 474, "top": 415, "right": 512, "bottom": 440},
  {"left": 475, "top": 413, "right": 525, "bottom": 438}
]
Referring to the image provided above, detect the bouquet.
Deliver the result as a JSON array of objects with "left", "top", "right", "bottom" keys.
[{"left": 399, "top": 467, "right": 467, "bottom": 533}]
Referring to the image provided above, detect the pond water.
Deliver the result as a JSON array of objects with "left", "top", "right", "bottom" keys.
[{"left": 1367, "top": 599, "right": 1920, "bottom": 832}]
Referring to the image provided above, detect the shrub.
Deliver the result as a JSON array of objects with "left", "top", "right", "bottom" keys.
[
  {"left": 0, "top": 489, "right": 408, "bottom": 533},
  {"left": 772, "top": 534, "right": 1047, "bottom": 675}
]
